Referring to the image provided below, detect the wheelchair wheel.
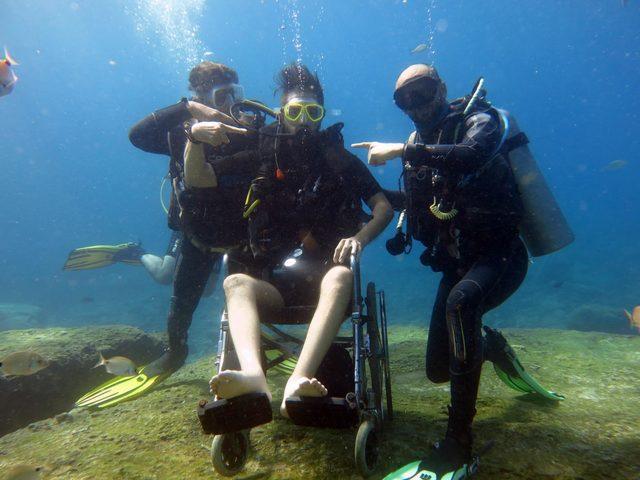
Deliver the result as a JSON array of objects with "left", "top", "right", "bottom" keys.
[
  {"left": 211, "top": 431, "right": 249, "bottom": 477},
  {"left": 355, "top": 418, "right": 380, "bottom": 478},
  {"left": 365, "top": 282, "right": 383, "bottom": 417}
]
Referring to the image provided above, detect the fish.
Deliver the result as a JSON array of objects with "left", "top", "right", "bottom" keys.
[
  {"left": 624, "top": 306, "right": 640, "bottom": 332},
  {"left": 602, "top": 159, "right": 628, "bottom": 171},
  {"left": 203, "top": 51, "right": 214, "bottom": 57},
  {"left": 0, "top": 47, "right": 19, "bottom": 98},
  {"left": 4, "top": 465, "right": 43, "bottom": 480},
  {"left": 411, "top": 43, "right": 428, "bottom": 54},
  {"left": 80, "top": 296, "right": 95, "bottom": 304},
  {"left": 93, "top": 352, "right": 137, "bottom": 376},
  {"left": 0, "top": 351, "right": 49, "bottom": 377}
]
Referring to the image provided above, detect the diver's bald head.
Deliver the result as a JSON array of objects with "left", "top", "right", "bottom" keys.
[{"left": 395, "top": 64, "right": 442, "bottom": 91}]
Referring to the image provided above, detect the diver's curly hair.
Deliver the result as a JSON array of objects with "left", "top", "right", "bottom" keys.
[{"left": 275, "top": 63, "right": 324, "bottom": 105}]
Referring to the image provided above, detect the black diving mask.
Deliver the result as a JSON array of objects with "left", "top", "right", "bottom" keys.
[{"left": 393, "top": 77, "right": 440, "bottom": 111}]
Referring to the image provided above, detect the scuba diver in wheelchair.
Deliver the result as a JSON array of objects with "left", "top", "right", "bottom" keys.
[{"left": 186, "top": 63, "right": 393, "bottom": 433}]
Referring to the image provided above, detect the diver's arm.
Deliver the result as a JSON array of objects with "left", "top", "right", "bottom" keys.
[
  {"left": 184, "top": 141, "right": 217, "bottom": 188},
  {"left": 356, "top": 192, "right": 394, "bottom": 246},
  {"left": 129, "top": 101, "right": 193, "bottom": 155},
  {"left": 403, "top": 112, "right": 501, "bottom": 174},
  {"left": 129, "top": 100, "right": 234, "bottom": 155},
  {"left": 333, "top": 191, "right": 392, "bottom": 264}
]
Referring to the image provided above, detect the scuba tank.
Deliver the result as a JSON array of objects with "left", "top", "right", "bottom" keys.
[
  {"left": 388, "top": 78, "right": 574, "bottom": 258},
  {"left": 495, "top": 109, "right": 574, "bottom": 256}
]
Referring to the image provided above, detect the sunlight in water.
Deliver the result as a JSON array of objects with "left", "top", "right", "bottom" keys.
[
  {"left": 277, "top": 0, "right": 304, "bottom": 65},
  {"left": 126, "top": 0, "right": 205, "bottom": 72},
  {"left": 425, "top": 0, "right": 438, "bottom": 65}
]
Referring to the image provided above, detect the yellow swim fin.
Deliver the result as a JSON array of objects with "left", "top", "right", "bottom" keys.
[
  {"left": 63, "top": 242, "right": 144, "bottom": 271},
  {"left": 75, "top": 366, "right": 168, "bottom": 409}
]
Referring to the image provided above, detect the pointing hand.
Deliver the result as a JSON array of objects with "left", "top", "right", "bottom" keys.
[
  {"left": 191, "top": 122, "right": 248, "bottom": 147},
  {"left": 351, "top": 142, "right": 405, "bottom": 166}
]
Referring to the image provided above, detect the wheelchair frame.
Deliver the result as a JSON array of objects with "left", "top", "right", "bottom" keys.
[{"left": 207, "top": 253, "right": 393, "bottom": 478}]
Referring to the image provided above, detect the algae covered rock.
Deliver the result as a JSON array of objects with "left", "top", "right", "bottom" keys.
[
  {"left": 0, "top": 303, "right": 44, "bottom": 331},
  {"left": 0, "top": 325, "right": 166, "bottom": 436},
  {"left": 0, "top": 327, "right": 638, "bottom": 479},
  {"left": 567, "top": 304, "right": 637, "bottom": 335}
]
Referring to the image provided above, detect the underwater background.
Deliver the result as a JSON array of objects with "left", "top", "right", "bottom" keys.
[
  {"left": 0, "top": 3, "right": 639, "bottom": 477},
  {"left": 2, "top": 0, "right": 639, "bottom": 355}
]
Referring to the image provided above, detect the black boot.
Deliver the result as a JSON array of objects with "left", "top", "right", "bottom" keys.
[
  {"left": 144, "top": 297, "right": 192, "bottom": 377},
  {"left": 419, "top": 408, "right": 474, "bottom": 478},
  {"left": 482, "top": 325, "right": 519, "bottom": 377}
]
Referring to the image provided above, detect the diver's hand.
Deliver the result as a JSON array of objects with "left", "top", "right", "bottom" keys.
[
  {"left": 187, "top": 101, "right": 233, "bottom": 123},
  {"left": 333, "top": 237, "right": 362, "bottom": 264},
  {"left": 191, "top": 121, "right": 249, "bottom": 147},
  {"left": 351, "top": 142, "right": 404, "bottom": 166}
]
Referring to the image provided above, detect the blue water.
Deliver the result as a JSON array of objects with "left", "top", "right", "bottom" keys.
[{"left": 1, "top": 0, "right": 639, "bottom": 349}]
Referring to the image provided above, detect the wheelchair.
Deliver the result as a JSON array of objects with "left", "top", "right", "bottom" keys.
[{"left": 197, "top": 252, "right": 393, "bottom": 478}]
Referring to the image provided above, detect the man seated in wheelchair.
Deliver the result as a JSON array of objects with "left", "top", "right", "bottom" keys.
[{"left": 208, "top": 63, "right": 393, "bottom": 420}]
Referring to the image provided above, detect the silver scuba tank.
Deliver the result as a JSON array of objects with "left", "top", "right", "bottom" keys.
[{"left": 495, "top": 109, "right": 574, "bottom": 256}]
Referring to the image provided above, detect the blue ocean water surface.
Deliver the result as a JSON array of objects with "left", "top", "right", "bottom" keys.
[{"left": 1, "top": 0, "right": 639, "bottom": 348}]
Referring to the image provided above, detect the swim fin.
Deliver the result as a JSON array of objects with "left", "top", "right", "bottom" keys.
[
  {"left": 63, "top": 242, "right": 145, "bottom": 271},
  {"left": 483, "top": 326, "right": 565, "bottom": 401},
  {"left": 261, "top": 330, "right": 299, "bottom": 376},
  {"left": 383, "top": 459, "right": 478, "bottom": 480},
  {"left": 75, "top": 366, "right": 168, "bottom": 409},
  {"left": 383, "top": 441, "right": 492, "bottom": 480}
]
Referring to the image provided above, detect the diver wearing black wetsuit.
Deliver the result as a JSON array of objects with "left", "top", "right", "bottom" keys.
[
  {"left": 405, "top": 70, "right": 528, "bottom": 467},
  {"left": 128, "top": 62, "right": 254, "bottom": 375},
  {"left": 357, "top": 65, "right": 529, "bottom": 475}
]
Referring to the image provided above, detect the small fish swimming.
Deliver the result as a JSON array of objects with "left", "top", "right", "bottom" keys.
[
  {"left": 0, "top": 47, "right": 19, "bottom": 98},
  {"left": 94, "top": 352, "right": 137, "bottom": 376},
  {"left": 411, "top": 43, "right": 428, "bottom": 54},
  {"left": 0, "top": 351, "right": 49, "bottom": 377},
  {"left": 4, "top": 465, "right": 43, "bottom": 480},
  {"left": 624, "top": 306, "right": 640, "bottom": 332},
  {"left": 203, "top": 51, "right": 214, "bottom": 57},
  {"left": 602, "top": 159, "right": 628, "bottom": 171}
]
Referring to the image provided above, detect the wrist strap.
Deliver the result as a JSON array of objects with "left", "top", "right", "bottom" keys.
[{"left": 183, "top": 120, "right": 202, "bottom": 145}]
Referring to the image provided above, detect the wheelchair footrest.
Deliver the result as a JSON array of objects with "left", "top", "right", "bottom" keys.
[
  {"left": 198, "top": 392, "right": 273, "bottom": 435},
  {"left": 285, "top": 396, "right": 359, "bottom": 428}
]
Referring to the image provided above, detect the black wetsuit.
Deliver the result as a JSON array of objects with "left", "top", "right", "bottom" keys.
[
  {"left": 129, "top": 99, "right": 194, "bottom": 232},
  {"left": 129, "top": 100, "right": 256, "bottom": 369},
  {"left": 402, "top": 100, "right": 528, "bottom": 445}
]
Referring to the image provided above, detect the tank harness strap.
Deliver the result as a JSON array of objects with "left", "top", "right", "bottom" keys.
[
  {"left": 503, "top": 131, "right": 529, "bottom": 153},
  {"left": 187, "top": 233, "right": 229, "bottom": 255}
]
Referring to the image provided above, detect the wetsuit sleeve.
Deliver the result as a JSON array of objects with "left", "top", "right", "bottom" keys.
[
  {"left": 208, "top": 149, "right": 261, "bottom": 177},
  {"left": 343, "top": 150, "right": 383, "bottom": 203},
  {"left": 129, "top": 101, "right": 192, "bottom": 155},
  {"left": 403, "top": 112, "right": 502, "bottom": 175}
]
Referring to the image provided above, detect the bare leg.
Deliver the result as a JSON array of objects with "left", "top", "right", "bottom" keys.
[
  {"left": 141, "top": 254, "right": 176, "bottom": 285},
  {"left": 209, "top": 274, "right": 284, "bottom": 401},
  {"left": 281, "top": 266, "right": 353, "bottom": 417}
]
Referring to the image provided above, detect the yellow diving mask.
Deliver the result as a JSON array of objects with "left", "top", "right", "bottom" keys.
[{"left": 283, "top": 101, "right": 325, "bottom": 123}]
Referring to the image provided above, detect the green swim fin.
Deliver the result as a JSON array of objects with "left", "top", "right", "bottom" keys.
[
  {"left": 383, "top": 457, "right": 479, "bottom": 480},
  {"left": 264, "top": 349, "right": 298, "bottom": 375},
  {"left": 261, "top": 331, "right": 299, "bottom": 376},
  {"left": 483, "top": 326, "right": 564, "bottom": 401},
  {"left": 75, "top": 366, "right": 168, "bottom": 409},
  {"left": 63, "top": 242, "right": 144, "bottom": 271}
]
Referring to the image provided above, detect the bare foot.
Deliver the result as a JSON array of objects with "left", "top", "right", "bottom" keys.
[
  {"left": 280, "top": 376, "right": 328, "bottom": 417},
  {"left": 209, "top": 370, "right": 272, "bottom": 401}
]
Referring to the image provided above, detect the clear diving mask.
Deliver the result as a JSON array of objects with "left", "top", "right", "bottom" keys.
[{"left": 210, "top": 83, "right": 244, "bottom": 109}]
